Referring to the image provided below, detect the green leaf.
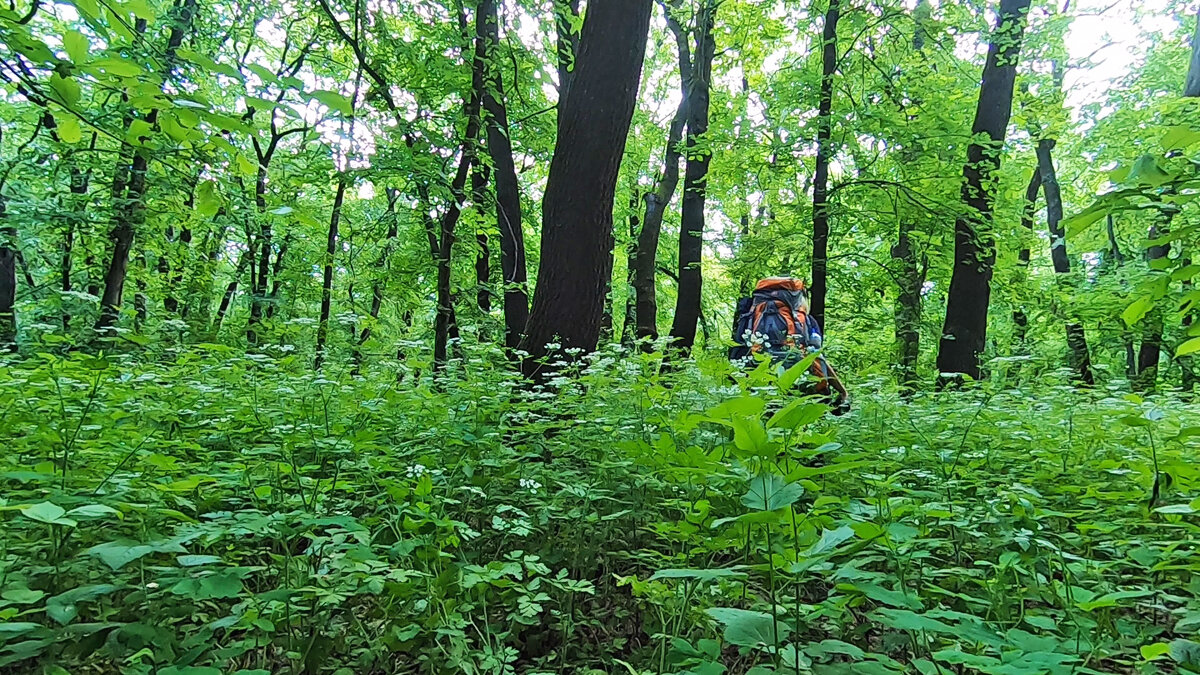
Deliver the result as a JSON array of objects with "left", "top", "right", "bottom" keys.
[
  {"left": 767, "top": 400, "right": 827, "bottom": 431},
  {"left": 159, "top": 668, "right": 222, "bottom": 675},
  {"left": 177, "top": 555, "right": 222, "bottom": 567},
  {"left": 1161, "top": 126, "right": 1200, "bottom": 151},
  {"left": 87, "top": 539, "right": 188, "bottom": 571},
  {"left": 66, "top": 504, "right": 120, "bottom": 519},
  {"left": 731, "top": 414, "right": 770, "bottom": 454},
  {"left": 89, "top": 56, "right": 144, "bottom": 78},
  {"left": 1177, "top": 338, "right": 1200, "bottom": 358},
  {"left": 778, "top": 351, "right": 820, "bottom": 391},
  {"left": 48, "top": 74, "right": 81, "bottom": 106},
  {"left": 650, "top": 567, "right": 748, "bottom": 582},
  {"left": 195, "top": 180, "right": 221, "bottom": 218},
  {"left": 20, "top": 502, "right": 76, "bottom": 527},
  {"left": 802, "top": 526, "right": 856, "bottom": 557},
  {"left": 45, "top": 584, "right": 117, "bottom": 625},
  {"left": 308, "top": 89, "right": 354, "bottom": 116},
  {"left": 63, "top": 30, "right": 89, "bottom": 64},
  {"left": 53, "top": 114, "right": 82, "bottom": 144},
  {"left": 1170, "top": 639, "right": 1200, "bottom": 669},
  {"left": 844, "top": 583, "right": 924, "bottom": 610},
  {"left": 705, "top": 607, "right": 791, "bottom": 647},
  {"left": 870, "top": 608, "right": 948, "bottom": 632},
  {"left": 741, "top": 474, "right": 804, "bottom": 512},
  {"left": 1122, "top": 296, "right": 1154, "bottom": 327},
  {"left": 1076, "top": 589, "right": 1154, "bottom": 611},
  {"left": 705, "top": 395, "right": 766, "bottom": 423},
  {"left": 1142, "top": 643, "right": 1172, "bottom": 661},
  {"left": 1, "top": 588, "right": 45, "bottom": 604}
]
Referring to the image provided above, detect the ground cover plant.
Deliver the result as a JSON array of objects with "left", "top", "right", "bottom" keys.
[{"left": 2, "top": 344, "right": 1199, "bottom": 674}]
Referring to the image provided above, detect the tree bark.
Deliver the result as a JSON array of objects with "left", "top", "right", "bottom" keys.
[
  {"left": 0, "top": 181, "right": 14, "bottom": 351},
  {"left": 622, "top": 192, "right": 639, "bottom": 346},
  {"left": 95, "top": 0, "right": 197, "bottom": 333},
  {"left": 1036, "top": 138, "right": 1094, "bottom": 385},
  {"left": 936, "top": 0, "right": 1032, "bottom": 381},
  {"left": 472, "top": 159, "right": 492, "bottom": 314},
  {"left": 1136, "top": 218, "right": 1173, "bottom": 391},
  {"left": 667, "top": 0, "right": 716, "bottom": 354},
  {"left": 520, "top": 0, "right": 653, "bottom": 373},
  {"left": 314, "top": 177, "right": 348, "bottom": 370},
  {"left": 1187, "top": 6, "right": 1200, "bottom": 97},
  {"left": 214, "top": 251, "right": 251, "bottom": 332},
  {"left": 479, "top": 0, "right": 529, "bottom": 351},
  {"left": 810, "top": 0, "right": 841, "bottom": 330},
  {"left": 1012, "top": 168, "right": 1041, "bottom": 346}
]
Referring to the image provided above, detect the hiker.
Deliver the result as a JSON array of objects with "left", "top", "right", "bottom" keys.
[{"left": 729, "top": 277, "right": 850, "bottom": 415}]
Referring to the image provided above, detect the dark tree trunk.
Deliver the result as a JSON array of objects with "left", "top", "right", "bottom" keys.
[
  {"left": 667, "top": 0, "right": 716, "bottom": 354},
  {"left": 480, "top": 0, "right": 529, "bottom": 351},
  {"left": 635, "top": 2, "right": 691, "bottom": 344},
  {"left": 1136, "top": 220, "right": 1173, "bottom": 391},
  {"left": 472, "top": 159, "right": 492, "bottom": 314},
  {"left": 0, "top": 186, "right": 14, "bottom": 351},
  {"left": 248, "top": 165, "right": 271, "bottom": 344},
  {"left": 1187, "top": 6, "right": 1200, "bottom": 97},
  {"left": 265, "top": 234, "right": 290, "bottom": 320},
  {"left": 621, "top": 192, "right": 639, "bottom": 346},
  {"left": 892, "top": 217, "right": 921, "bottom": 389},
  {"left": 520, "top": 0, "right": 653, "bottom": 372},
  {"left": 1037, "top": 138, "right": 1094, "bottom": 385},
  {"left": 314, "top": 177, "right": 348, "bottom": 370},
  {"left": 435, "top": 11, "right": 486, "bottom": 372},
  {"left": 1012, "top": 167, "right": 1041, "bottom": 347},
  {"left": 354, "top": 188, "right": 401, "bottom": 373},
  {"left": 936, "top": 0, "right": 1032, "bottom": 381},
  {"left": 810, "top": 0, "right": 841, "bottom": 329},
  {"left": 95, "top": 0, "right": 196, "bottom": 333}
]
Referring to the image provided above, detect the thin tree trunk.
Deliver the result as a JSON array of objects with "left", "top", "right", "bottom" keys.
[
  {"left": 480, "top": 0, "right": 529, "bottom": 351},
  {"left": 95, "top": 0, "right": 197, "bottom": 332},
  {"left": 314, "top": 178, "right": 348, "bottom": 370},
  {"left": 1037, "top": 138, "right": 1094, "bottom": 384},
  {"left": 936, "top": 0, "right": 1032, "bottom": 381},
  {"left": 265, "top": 234, "right": 290, "bottom": 320},
  {"left": 667, "top": 0, "right": 716, "bottom": 354},
  {"left": 621, "top": 192, "right": 639, "bottom": 346},
  {"left": 0, "top": 182, "right": 14, "bottom": 351},
  {"left": 635, "top": 1, "right": 690, "bottom": 344},
  {"left": 248, "top": 164, "right": 271, "bottom": 344},
  {"left": 520, "top": 0, "right": 654, "bottom": 373},
  {"left": 893, "top": 217, "right": 921, "bottom": 390},
  {"left": 1136, "top": 219, "right": 1173, "bottom": 391},
  {"left": 473, "top": 159, "right": 491, "bottom": 314},
  {"left": 1013, "top": 168, "right": 1041, "bottom": 347},
  {"left": 810, "top": 0, "right": 841, "bottom": 329}
]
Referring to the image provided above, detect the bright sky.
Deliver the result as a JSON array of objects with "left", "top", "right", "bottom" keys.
[{"left": 1064, "top": 0, "right": 1177, "bottom": 113}]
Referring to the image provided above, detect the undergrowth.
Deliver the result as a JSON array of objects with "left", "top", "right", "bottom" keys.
[{"left": 1, "top": 344, "right": 1199, "bottom": 675}]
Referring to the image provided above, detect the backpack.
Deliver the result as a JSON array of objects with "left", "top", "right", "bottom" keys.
[{"left": 729, "top": 277, "right": 833, "bottom": 396}]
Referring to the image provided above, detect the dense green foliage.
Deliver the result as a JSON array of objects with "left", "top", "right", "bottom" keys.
[{"left": 4, "top": 349, "right": 1200, "bottom": 674}]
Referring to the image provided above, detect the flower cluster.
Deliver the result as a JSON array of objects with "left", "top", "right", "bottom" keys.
[
  {"left": 741, "top": 329, "right": 771, "bottom": 349},
  {"left": 518, "top": 478, "right": 542, "bottom": 494}
]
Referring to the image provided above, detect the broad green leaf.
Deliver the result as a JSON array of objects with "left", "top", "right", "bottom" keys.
[
  {"left": 768, "top": 400, "right": 827, "bottom": 431},
  {"left": 1161, "top": 126, "right": 1200, "bottom": 151},
  {"left": 1177, "top": 338, "right": 1200, "bottom": 358},
  {"left": 741, "top": 474, "right": 804, "bottom": 512},
  {"left": 89, "top": 57, "right": 144, "bottom": 78},
  {"left": 802, "top": 526, "right": 856, "bottom": 557},
  {"left": 705, "top": 607, "right": 791, "bottom": 648},
  {"left": 1142, "top": 643, "right": 1171, "bottom": 661},
  {"left": 705, "top": 395, "right": 765, "bottom": 423},
  {"left": 731, "top": 414, "right": 769, "bottom": 454},
  {"left": 1122, "top": 296, "right": 1154, "bottom": 327},
  {"left": 45, "top": 584, "right": 117, "bottom": 625},
  {"left": 48, "top": 74, "right": 81, "bottom": 106},
  {"left": 66, "top": 504, "right": 120, "bottom": 519},
  {"left": 870, "top": 608, "right": 948, "bottom": 632},
  {"left": 1076, "top": 589, "right": 1153, "bottom": 611},
  {"left": 309, "top": 89, "right": 353, "bottom": 116},
  {"left": 1, "top": 588, "right": 45, "bottom": 604},
  {"left": 87, "top": 539, "right": 188, "bottom": 570},
  {"left": 842, "top": 583, "right": 924, "bottom": 610},
  {"left": 778, "top": 351, "right": 820, "bottom": 391},
  {"left": 63, "top": 30, "right": 89, "bottom": 64},
  {"left": 20, "top": 502, "right": 76, "bottom": 527},
  {"left": 195, "top": 180, "right": 221, "bottom": 218},
  {"left": 177, "top": 555, "right": 222, "bottom": 567},
  {"left": 54, "top": 114, "right": 82, "bottom": 144}
]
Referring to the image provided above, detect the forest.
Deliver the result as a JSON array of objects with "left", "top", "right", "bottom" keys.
[{"left": 4, "top": 0, "right": 1200, "bottom": 672}]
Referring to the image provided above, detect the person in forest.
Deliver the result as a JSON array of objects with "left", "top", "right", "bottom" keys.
[{"left": 729, "top": 277, "right": 850, "bottom": 414}]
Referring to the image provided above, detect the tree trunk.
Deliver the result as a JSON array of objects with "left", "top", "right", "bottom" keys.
[
  {"left": 1037, "top": 138, "right": 1094, "bottom": 385},
  {"left": 1187, "top": 6, "right": 1200, "bottom": 97},
  {"left": 265, "top": 234, "right": 290, "bottom": 320},
  {"left": 634, "top": 0, "right": 691, "bottom": 345},
  {"left": 520, "top": 0, "right": 653, "bottom": 373},
  {"left": 621, "top": 192, "right": 639, "bottom": 346},
  {"left": 1013, "top": 168, "right": 1041, "bottom": 347},
  {"left": 314, "top": 177, "right": 347, "bottom": 370},
  {"left": 892, "top": 217, "right": 921, "bottom": 389},
  {"left": 1136, "top": 219, "right": 1173, "bottom": 391},
  {"left": 936, "top": 0, "right": 1032, "bottom": 382},
  {"left": 0, "top": 185, "right": 15, "bottom": 351},
  {"left": 810, "top": 0, "right": 841, "bottom": 329},
  {"left": 472, "top": 159, "right": 491, "bottom": 315},
  {"left": 248, "top": 164, "right": 271, "bottom": 344},
  {"left": 479, "top": 0, "right": 529, "bottom": 351},
  {"left": 95, "top": 0, "right": 197, "bottom": 333},
  {"left": 667, "top": 0, "right": 716, "bottom": 354}
]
